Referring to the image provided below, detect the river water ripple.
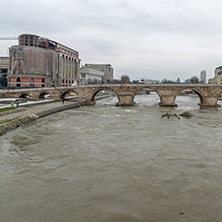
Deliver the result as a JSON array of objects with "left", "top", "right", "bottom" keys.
[{"left": 1, "top": 94, "right": 222, "bottom": 222}]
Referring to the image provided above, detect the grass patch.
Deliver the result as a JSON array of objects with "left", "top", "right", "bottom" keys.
[
  {"left": 0, "top": 119, "right": 13, "bottom": 124},
  {"left": 0, "top": 107, "right": 15, "bottom": 113}
]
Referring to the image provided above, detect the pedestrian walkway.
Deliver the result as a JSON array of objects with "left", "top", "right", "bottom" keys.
[
  {"left": 0, "top": 100, "right": 78, "bottom": 122},
  {"left": 0, "top": 95, "right": 109, "bottom": 124}
]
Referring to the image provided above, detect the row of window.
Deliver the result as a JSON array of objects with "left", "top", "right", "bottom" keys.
[{"left": 8, "top": 77, "right": 45, "bottom": 87}]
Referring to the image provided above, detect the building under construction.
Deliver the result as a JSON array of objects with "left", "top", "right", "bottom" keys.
[
  {"left": 8, "top": 34, "right": 80, "bottom": 87},
  {"left": 0, "top": 57, "right": 9, "bottom": 86}
]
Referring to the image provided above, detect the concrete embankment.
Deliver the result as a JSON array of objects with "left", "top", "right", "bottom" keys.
[
  {"left": 0, "top": 114, "right": 39, "bottom": 136},
  {"left": 0, "top": 102, "right": 80, "bottom": 136},
  {"left": 0, "top": 95, "right": 110, "bottom": 136}
]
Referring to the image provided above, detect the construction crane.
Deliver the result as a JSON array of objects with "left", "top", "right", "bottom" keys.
[{"left": 0, "top": 37, "right": 18, "bottom": 40}]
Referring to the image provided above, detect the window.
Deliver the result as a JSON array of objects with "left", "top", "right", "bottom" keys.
[
  {"left": 16, "top": 77, "right": 21, "bottom": 87},
  {"left": 30, "top": 77, "right": 35, "bottom": 87},
  {"left": 42, "top": 78, "right": 45, "bottom": 87}
]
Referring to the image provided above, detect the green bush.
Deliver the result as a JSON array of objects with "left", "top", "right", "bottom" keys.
[{"left": 0, "top": 107, "right": 15, "bottom": 113}]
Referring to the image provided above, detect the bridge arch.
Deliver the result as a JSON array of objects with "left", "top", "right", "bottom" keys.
[
  {"left": 91, "top": 88, "right": 118, "bottom": 102},
  {"left": 175, "top": 88, "right": 205, "bottom": 105},
  {"left": 38, "top": 92, "right": 50, "bottom": 99},
  {"left": 60, "top": 89, "right": 78, "bottom": 99},
  {"left": 19, "top": 93, "right": 29, "bottom": 98},
  {"left": 134, "top": 87, "right": 163, "bottom": 105}
]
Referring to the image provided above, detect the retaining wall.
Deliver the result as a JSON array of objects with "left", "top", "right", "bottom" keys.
[{"left": 0, "top": 102, "right": 80, "bottom": 136}]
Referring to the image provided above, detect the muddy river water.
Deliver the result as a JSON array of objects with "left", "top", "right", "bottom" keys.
[{"left": 1, "top": 94, "right": 222, "bottom": 222}]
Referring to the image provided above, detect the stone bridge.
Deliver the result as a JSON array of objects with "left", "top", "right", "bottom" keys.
[{"left": 0, "top": 84, "right": 222, "bottom": 107}]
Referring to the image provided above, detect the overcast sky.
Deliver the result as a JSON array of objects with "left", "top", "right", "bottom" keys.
[{"left": 1, "top": 0, "right": 222, "bottom": 81}]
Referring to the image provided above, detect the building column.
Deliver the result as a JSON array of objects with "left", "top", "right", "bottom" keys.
[
  {"left": 75, "top": 59, "right": 78, "bottom": 79},
  {"left": 71, "top": 58, "right": 73, "bottom": 80},
  {"left": 63, "top": 56, "right": 66, "bottom": 79},
  {"left": 67, "top": 57, "right": 70, "bottom": 79}
]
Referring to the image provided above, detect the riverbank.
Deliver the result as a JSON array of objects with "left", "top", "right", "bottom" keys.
[
  {"left": 0, "top": 100, "right": 80, "bottom": 136},
  {"left": 0, "top": 95, "right": 110, "bottom": 136}
]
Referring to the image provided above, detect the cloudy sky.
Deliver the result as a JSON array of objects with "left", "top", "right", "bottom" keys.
[{"left": 1, "top": 0, "right": 222, "bottom": 81}]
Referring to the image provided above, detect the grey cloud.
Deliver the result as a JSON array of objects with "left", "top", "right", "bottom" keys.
[{"left": 1, "top": 0, "right": 222, "bottom": 80}]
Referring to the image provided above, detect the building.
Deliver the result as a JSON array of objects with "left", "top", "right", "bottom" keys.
[
  {"left": 0, "top": 57, "right": 9, "bottom": 73},
  {"left": 80, "top": 66, "right": 104, "bottom": 85},
  {"left": 84, "top": 64, "right": 113, "bottom": 83},
  {"left": 208, "top": 66, "right": 222, "bottom": 85},
  {"left": 143, "top": 79, "right": 160, "bottom": 84},
  {"left": 8, "top": 34, "right": 80, "bottom": 87},
  {"left": 0, "top": 57, "right": 9, "bottom": 86}
]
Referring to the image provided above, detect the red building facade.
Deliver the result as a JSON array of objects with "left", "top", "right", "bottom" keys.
[{"left": 8, "top": 34, "right": 80, "bottom": 87}]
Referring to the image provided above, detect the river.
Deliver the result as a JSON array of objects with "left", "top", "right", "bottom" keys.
[{"left": 1, "top": 93, "right": 222, "bottom": 222}]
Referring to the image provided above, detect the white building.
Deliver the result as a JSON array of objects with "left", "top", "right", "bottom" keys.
[
  {"left": 80, "top": 68, "right": 104, "bottom": 85},
  {"left": 208, "top": 66, "right": 222, "bottom": 85},
  {"left": 84, "top": 64, "right": 113, "bottom": 83},
  {"left": 144, "top": 79, "right": 160, "bottom": 84}
]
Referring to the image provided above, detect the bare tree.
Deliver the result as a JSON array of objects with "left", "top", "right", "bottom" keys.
[{"left": 200, "top": 70, "right": 207, "bottom": 84}]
